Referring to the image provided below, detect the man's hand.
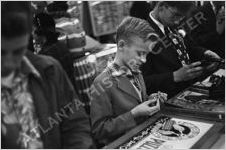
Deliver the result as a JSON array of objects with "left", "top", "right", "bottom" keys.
[
  {"left": 204, "top": 50, "right": 221, "bottom": 60},
  {"left": 204, "top": 50, "right": 221, "bottom": 71},
  {"left": 173, "top": 61, "right": 203, "bottom": 82},
  {"left": 205, "top": 62, "right": 218, "bottom": 72},
  {"left": 131, "top": 99, "right": 160, "bottom": 118}
]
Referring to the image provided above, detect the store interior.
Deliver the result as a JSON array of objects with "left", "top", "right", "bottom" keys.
[{"left": 2, "top": 1, "right": 225, "bottom": 149}]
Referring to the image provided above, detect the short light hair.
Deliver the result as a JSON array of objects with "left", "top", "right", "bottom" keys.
[{"left": 116, "top": 16, "right": 155, "bottom": 44}]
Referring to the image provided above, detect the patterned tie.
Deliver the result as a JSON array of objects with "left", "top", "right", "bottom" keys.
[
  {"left": 164, "top": 26, "right": 190, "bottom": 65},
  {"left": 127, "top": 74, "right": 141, "bottom": 92}
]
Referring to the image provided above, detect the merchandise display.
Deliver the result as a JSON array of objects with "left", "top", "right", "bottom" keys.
[
  {"left": 2, "top": 1, "right": 225, "bottom": 149},
  {"left": 166, "top": 69, "right": 225, "bottom": 119},
  {"left": 88, "top": 1, "right": 133, "bottom": 36},
  {"left": 105, "top": 112, "right": 223, "bottom": 149}
]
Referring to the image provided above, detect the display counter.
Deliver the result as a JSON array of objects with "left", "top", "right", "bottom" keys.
[
  {"left": 104, "top": 109, "right": 224, "bottom": 149},
  {"left": 104, "top": 68, "right": 225, "bottom": 149},
  {"left": 166, "top": 68, "right": 225, "bottom": 122}
]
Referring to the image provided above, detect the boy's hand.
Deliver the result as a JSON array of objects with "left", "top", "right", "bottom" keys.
[{"left": 131, "top": 99, "right": 160, "bottom": 118}]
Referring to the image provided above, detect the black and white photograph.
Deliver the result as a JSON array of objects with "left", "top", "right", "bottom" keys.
[{"left": 1, "top": 1, "right": 225, "bottom": 149}]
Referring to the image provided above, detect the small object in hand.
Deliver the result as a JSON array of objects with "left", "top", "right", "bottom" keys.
[{"left": 149, "top": 91, "right": 168, "bottom": 103}]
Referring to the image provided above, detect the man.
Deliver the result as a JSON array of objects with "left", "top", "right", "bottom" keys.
[
  {"left": 90, "top": 17, "right": 161, "bottom": 147},
  {"left": 1, "top": 2, "right": 93, "bottom": 148},
  {"left": 33, "top": 12, "right": 76, "bottom": 90},
  {"left": 142, "top": 1, "right": 220, "bottom": 98},
  {"left": 190, "top": 1, "right": 225, "bottom": 58}
]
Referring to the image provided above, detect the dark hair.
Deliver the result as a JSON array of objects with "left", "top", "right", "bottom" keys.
[
  {"left": 158, "top": 1, "right": 195, "bottom": 14},
  {"left": 1, "top": 1, "right": 32, "bottom": 38},
  {"left": 116, "top": 17, "right": 155, "bottom": 44},
  {"left": 33, "top": 13, "right": 56, "bottom": 31},
  {"left": 47, "top": 2, "right": 70, "bottom": 19},
  {"left": 47, "top": 1, "right": 68, "bottom": 12},
  {"left": 33, "top": 13, "right": 59, "bottom": 43}
]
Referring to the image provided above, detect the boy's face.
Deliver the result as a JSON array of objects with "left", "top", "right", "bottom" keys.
[
  {"left": 120, "top": 36, "right": 152, "bottom": 72},
  {"left": 1, "top": 34, "right": 29, "bottom": 77}
]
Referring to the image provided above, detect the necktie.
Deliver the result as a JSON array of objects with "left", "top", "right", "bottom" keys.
[
  {"left": 164, "top": 26, "right": 170, "bottom": 35},
  {"left": 127, "top": 74, "right": 141, "bottom": 92},
  {"left": 164, "top": 26, "right": 190, "bottom": 65}
]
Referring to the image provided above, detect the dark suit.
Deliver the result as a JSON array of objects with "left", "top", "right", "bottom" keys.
[
  {"left": 90, "top": 66, "right": 148, "bottom": 146},
  {"left": 190, "top": 1, "right": 225, "bottom": 58},
  {"left": 141, "top": 16, "right": 206, "bottom": 98},
  {"left": 38, "top": 41, "right": 76, "bottom": 89}
]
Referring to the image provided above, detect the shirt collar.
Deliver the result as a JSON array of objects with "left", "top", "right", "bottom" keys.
[
  {"left": 108, "top": 62, "right": 134, "bottom": 77},
  {"left": 1, "top": 72, "right": 15, "bottom": 88},
  {"left": 1, "top": 56, "right": 40, "bottom": 88},
  {"left": 149, "top": 11, "right": 165, "bottom": 34},
  {"left": 210, "top": 1, "right": 217, "bottom": 15}
]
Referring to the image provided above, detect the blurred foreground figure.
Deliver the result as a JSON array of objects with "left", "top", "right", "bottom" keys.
[{"left": 1, "top": 2, "right": 94, "bottom": 148}]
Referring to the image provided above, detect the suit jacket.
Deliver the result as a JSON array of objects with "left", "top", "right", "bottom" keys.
[
  {"left": 190, "top": 2, "right": 225, "bottom": 58},
  {"left": 2, "top": 51, "right": 94, "bottom": 148},
  {"left": 90, "top": 66, "right": 149, "bottom": 146},
  {"left": 39, "top": 41, "right": 76, "bottom": 88},
  {"left": 141, "top": 17, "right": 207, "bottom": 98}
]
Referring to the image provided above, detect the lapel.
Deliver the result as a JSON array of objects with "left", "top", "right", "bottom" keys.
[
  {"left": 147, "top": 16, "right": 165, "bottom": 38},
  {"left": 28, "top": 75, "right": 51, "bottom": 147},
  {"left": 147, "top": 16, "right": 183, "bottom": 68},
  {"left": 116, "top": 76, "right": 142, "bottom": 103},
  {"left": 137, "top": 74, "right": 147, "bottom": 101},
  {"left": 26, "top": 52, "right": 51, "bottom": 134},
  {"left": 25, "top": 51, "right": 61, "bottom": 148},
  {"left": 203, "top": 2, "right": 217, "bottom": 26}
]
